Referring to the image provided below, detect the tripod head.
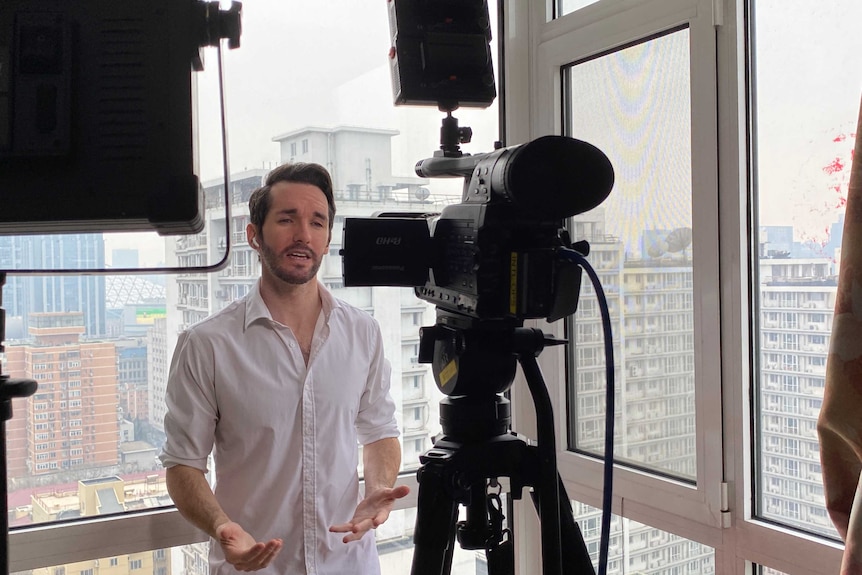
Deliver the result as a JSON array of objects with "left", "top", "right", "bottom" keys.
[{"left": 417, "top": 309, "right": 565, "bottom": 442}]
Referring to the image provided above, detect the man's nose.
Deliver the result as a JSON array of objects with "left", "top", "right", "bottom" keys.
[{"left": 293, "top": 221, "right": 313, "bottom": 243}]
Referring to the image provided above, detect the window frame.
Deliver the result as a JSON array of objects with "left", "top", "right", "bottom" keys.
[
  {"left": 509, "top": 0, "right": 724, "bottom": 528},
  {"left": 9, "top": 477, "right": 420, "bottom": 571}
]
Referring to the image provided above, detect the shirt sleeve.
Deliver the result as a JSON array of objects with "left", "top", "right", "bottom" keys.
[
  {"left": 159, "top": 329, "right": 219, "bottom": 471},
  {"left": 355, "top": 322, "right": 400, "bottom": 446}
]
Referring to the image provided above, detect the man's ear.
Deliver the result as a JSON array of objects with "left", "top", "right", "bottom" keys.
[{"left": 247, "top": 223, "right": 260, "bottom": 249}]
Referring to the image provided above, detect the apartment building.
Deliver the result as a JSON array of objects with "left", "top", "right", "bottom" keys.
[
  {"left": 30, "top": 476, "right": 172, "bottom": 575},
  {"left": 5, "top": 312, "right": 119, "bottom": 479},
  {"left": 758, "top": 256, "right": 837, "bottom": 536}
]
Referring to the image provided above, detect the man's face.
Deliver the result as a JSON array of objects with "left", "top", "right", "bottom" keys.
[{"left": 255, "top": 181, "right": 331, "bottom": 286}]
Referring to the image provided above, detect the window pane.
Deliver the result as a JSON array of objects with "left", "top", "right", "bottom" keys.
[
  {"left": 14, "top": 549, "right": 173, "bottom": 575},
  {"left": 5, "top": 295, "right": 172, "bottom": 527},
  {"left": 564, "top": 28, "right": 696, "bottom": 479},
  {"left": 751, "top": 0, "right": 862, "bottom": 536},
  {"left": 572, "top": 501, "right": 715, "bottom": 573},
  {"left": 557, "top": 0, "right": 603, "bottom": 17}
]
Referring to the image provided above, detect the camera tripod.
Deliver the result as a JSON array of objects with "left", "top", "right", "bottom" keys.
[{"left": 410, "top": 314, "right": 595, "bottom": 575}]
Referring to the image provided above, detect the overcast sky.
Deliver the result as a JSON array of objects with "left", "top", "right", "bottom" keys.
[
  {"left": 754, "top": 0, "right": 862, "bottom": 242},
  {"left": 196, "top": 0, "right": 394, "bottom": 178},
  {"left": 195, "top": 0, "right": 499, "bottom": 180}
]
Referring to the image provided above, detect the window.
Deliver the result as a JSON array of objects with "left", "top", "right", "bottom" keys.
[
  {"left": 6, "top": 1, "right": 851, "bottom": 573},
  {"left": 751, "top": 0, "right": 861, "bottom": 543},
  {"left": 564, "top": 26, "right": 699, "bottom": 480},
  {"left": 7, "top": 1, "right": 497, "bottom": 574}
]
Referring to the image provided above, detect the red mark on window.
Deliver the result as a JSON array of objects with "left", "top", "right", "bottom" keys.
[{"left": 823, "top": 157, "right": 845, "bottom": 174}]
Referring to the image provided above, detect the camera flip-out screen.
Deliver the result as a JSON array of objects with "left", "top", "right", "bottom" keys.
[{"left": 341, "top": 216, "right": 433, "bottom": 287}]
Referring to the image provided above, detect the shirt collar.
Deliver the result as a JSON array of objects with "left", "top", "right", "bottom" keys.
[{"left": 243, "top": 279, "right": 341, "bottom": 330}]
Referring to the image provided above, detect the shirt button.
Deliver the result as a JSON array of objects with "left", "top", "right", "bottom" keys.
[{"left": 289, "top": 342, "right": 295, "bottom": 349}]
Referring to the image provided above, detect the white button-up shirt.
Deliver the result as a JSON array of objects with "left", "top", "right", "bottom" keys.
[{"left": 160, "top": 281, "right": 399, "bottom": 575}]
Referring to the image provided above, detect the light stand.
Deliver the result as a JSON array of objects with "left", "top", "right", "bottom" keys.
[{"left": 0, "top": 272, "right": 38, "bottom": 575}]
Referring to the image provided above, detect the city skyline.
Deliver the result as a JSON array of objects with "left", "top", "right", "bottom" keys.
[{"left": 2, "top": 188, "right": 843, "bottom": 572}]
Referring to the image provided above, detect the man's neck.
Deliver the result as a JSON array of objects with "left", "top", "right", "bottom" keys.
[{"left": 258, "top": 274, "right": 322, "bottom": 328}]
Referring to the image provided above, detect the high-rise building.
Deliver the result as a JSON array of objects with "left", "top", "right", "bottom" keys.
[
  {"left": 117, "top": 341, "right": 149, "bottom": 422},
  {"left": 758, "top": 254, "right": 836, "bottom": 536},
  {"left": 569, "top": 213, "right": 705, "bottom": 569},
  {"left": 0, "top": 234, "right": 108, "bottom": 338},
  {"left": 148, "top": 317, "right": 170, "bottom": 434},
  {"left": 5, "top": 312, "right": 119, "bottom": 479},
  {"left": 572, "top": 212, "right": 697, "bottom": 475}
]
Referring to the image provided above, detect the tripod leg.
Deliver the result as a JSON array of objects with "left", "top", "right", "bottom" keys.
[
  {"left": 529, "top": 475, "right": 596, "bottom": 575},
  {"left": 411, "top": 465, "right": 460, "bottom": 575},
  {"left": 556, "top": 476, "right": 597, "bottom": 575}
]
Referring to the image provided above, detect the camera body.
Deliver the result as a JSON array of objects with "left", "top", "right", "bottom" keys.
[
  {"left": 340, "top": 135, "right": 614, "bottom": 323},
  {"left": 424, "top": 201, "right": 583, "bottom": 321}
]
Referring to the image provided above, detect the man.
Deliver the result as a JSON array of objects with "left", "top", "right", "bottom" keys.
[{"left": 160, "top": 162, "right": 409, "bottom": 574}]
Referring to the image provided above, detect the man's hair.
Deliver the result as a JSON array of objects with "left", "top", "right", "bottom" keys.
[{"left": 248, "top": 162, "right": 336, "bottom": 231}]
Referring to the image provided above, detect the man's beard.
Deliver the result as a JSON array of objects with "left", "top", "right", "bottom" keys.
[{"left": 259, "top": 238, "right": 323, "bottom": 285}]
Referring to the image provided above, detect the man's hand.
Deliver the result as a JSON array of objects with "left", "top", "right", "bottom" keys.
[
  {"left": 329, "top": 485, "right": 411, "bottom": 543},
  {"left": 215, "top": 521, "right": 283, "bottom": 571}
]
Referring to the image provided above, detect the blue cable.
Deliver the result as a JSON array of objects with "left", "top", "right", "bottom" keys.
[{"left": 560, "top": 247, "right": 615, "bottom": 575}]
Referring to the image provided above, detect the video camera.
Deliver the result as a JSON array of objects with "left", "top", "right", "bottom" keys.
[
  {"left": 340, "top": 134, "right": 614, "bottom": 323},
  {"left": 346, "top": 4, "right": 613, "bottom": 574}
]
